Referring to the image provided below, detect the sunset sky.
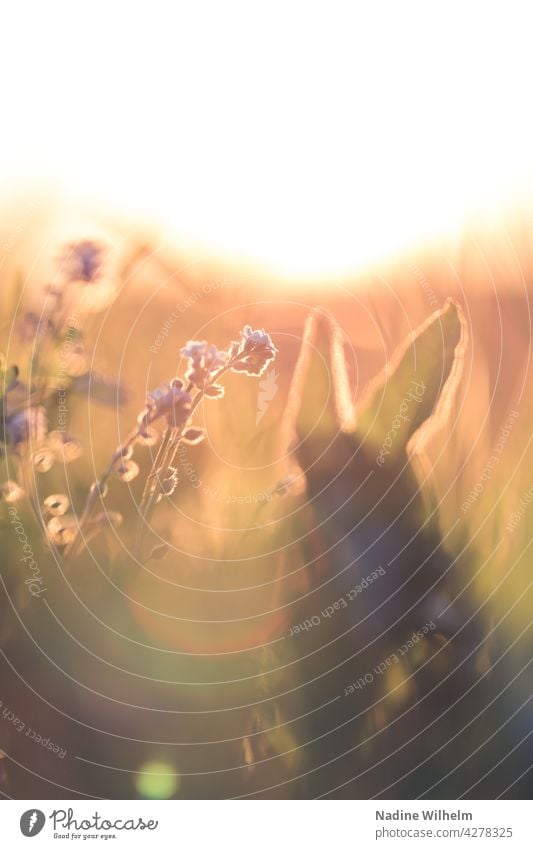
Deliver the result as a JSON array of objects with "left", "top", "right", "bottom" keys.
[{"left": 2, "top": 1, "right": 532, "bottom": 276}]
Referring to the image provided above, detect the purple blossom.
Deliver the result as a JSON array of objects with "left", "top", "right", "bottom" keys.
[
  {"left": 139, "top": 379, "right": 192, "bottom": 428},
  {"left": 230, "top": 325, "right": 277, "bottom": 376},
  {"left": 62, "top": 241, "right": 105, "bottom": 284},
  {"left": 181, "top": 341, "right": 228, "bottom": 389},
  {"left": 17, "top": 312, "right": 54, "bottom": 344},
  {"left": 4, "top": 406, "right": 48, "bottom": 446}
]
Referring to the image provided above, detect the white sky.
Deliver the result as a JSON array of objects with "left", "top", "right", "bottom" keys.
[{"left": 1, "top": 1, "right": 532, "bottom": 277}]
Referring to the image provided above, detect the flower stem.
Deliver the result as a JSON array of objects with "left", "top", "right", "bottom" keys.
[
  {"left": 133, "top": 359, "right": 237, "bottom": 560},
  {"left": 63, "top": 426, "right": 139, "bottom": 561}
]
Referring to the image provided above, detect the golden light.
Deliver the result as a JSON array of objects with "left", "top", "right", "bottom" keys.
[{"left": 1, "top": 2, "right": 532, "bottom": 276}]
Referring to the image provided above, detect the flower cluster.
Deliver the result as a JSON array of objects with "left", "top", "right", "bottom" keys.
[
  {"left": 180, "top": 341, "right": 228, "bottom": 390},
  {"left": 229, "top": 325, "right": 277, "bottom": 376},
  {"left": 61, "top": 241, "right": 105, "bottom": 284},
  {"left": 138, "top": 378, "right": 192, "bottom": 429},
  {"left": 3, "top": 317, "right": 278, "bottom": 561},
  {"left": 4, "top": 406, "right": 48, "bottom": 447}
]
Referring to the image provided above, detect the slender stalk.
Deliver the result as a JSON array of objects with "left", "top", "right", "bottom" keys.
[
  {"left": 134, "top": 360, "right": 239, "bottom": 560},
  {"left": 62, "top": 426, "right": 140, "bottom": 561}
]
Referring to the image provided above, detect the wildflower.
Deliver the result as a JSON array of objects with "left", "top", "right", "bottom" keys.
[
  {"left": 180, "top": 340, "right": 210, "bottom": 361},
  {"left": 181, "top": 341, "right": 228, "bottom": 389},
  {"left": 61, "top": 241, "right": 105, "bottom": 284},
  {"left": 230, "top": 325, "right": 277, "bottom": 376},
  {"left": 17, "top": 312, "right": 53, "bottom": 344},
  {"left": 5, "top": 406, "right": 48, "bottom": 447},
  {"left": 43, "top": 494, "right": 70, "bottom": 516},
  {"left": 139, "top": 379, "right": 192, "bottom": 428}
]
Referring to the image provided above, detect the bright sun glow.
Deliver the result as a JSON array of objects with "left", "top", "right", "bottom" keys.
[{"left": 2, "top": 1, "right": 532, "bottom": 277}]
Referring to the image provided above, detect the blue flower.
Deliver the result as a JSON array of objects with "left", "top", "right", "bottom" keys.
[
  {"left": 139, "top": 379, "right": 192, "bottom": 428},
  {"left": 62, "top": 241, "right": 105, "bottom": 284},
  {"left": 230, "top": 325, "right": 277, "bottom": 376},
  {"left": 181, "top": 341, "right": 228, "bottom": 389}
]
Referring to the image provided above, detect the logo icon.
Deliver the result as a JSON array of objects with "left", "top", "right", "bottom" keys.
[
  {"left": 256, "top": 368, "right": 279, "bottom": 425},
  {"left": 20, "top": 809, "right": 46, "bottom": 837}
]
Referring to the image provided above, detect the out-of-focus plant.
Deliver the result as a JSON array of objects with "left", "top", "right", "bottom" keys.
[
  {"left": 1, "top": 242, "right": 278, "bottom": 570},
  {"left": 62, "top": 325, "right": 277, "bottom": 561}
]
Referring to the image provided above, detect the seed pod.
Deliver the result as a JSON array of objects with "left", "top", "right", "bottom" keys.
[
  {"left": 116, "top": 459, "right": 139, "bottom": 483},
  {"left": 47, "top": 515, "right": 77, "bottom": 546},
  {"left": 43, "top": 494, "right": 70, "bottom": 516},
  {"left": 145, "top": 543, "right": 170, "bottom": 562},
  {"left": 33, "top": 450, "right": 54, "bottom": 474},
  {"left": 48, "top": 431, "right": 83, "bottom": 462},
  {"left": 182, "top": 428, "right": 205, "bottom": 445},
  {"left": 0, "top": 481, "right": 24, "bottom": 503},
  {"left": 136, "top": 425, "right": 158, "bottom": 447},
  {"left": 90, "top": 480, "right": 109, "bottom": 498}
]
